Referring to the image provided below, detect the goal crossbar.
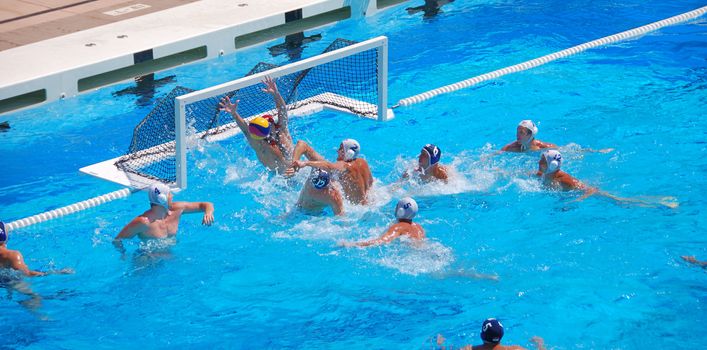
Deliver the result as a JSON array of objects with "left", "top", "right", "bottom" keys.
[{"left": 174, "top": 36, "right": 390, "bottom": 189}]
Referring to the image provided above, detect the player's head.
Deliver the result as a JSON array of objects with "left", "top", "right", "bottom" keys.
[
  {"left": 517, "top": 120, "right": 538, "bottom": 145},
  {"left": 540, "top": 149, "right": 562, "bottom": 174},
  {"left": 310, "top": 168, "right": 331, "bottom": 189},
  {"left": 480, "top": 318, "right": 504, "bottom": 344},
  {"left": 395, "top": 197, "right": 418, "bottom": 221},
  {"left": 338, "top": 139, "right": 360, "bottom": 161},
  {"left": 148, "top": 183, "right": 172, "bottom": 209},
  {"left": 419, "top": 144, "right": 441, "bottom": 170}
]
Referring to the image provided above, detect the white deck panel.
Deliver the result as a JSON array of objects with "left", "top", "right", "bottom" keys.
[{"left": 0, "top": 0, "right": 347, "bottom": 100}]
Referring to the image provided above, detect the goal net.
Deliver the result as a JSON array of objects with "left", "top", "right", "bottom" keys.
[{"left": 80, "top": 36, "right": 390, "bottom": 190}]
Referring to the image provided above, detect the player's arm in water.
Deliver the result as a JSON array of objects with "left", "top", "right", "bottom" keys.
[
  {"left": 171, "top": 201, "right": 215, "bottom": 226},
  {"left": 8, "top": 251, "right": 72, "bottom": 277},
  {"left": 340, "top": 225, "right": 404, "bottom": 247},
  {"left": 681, "top": 256, "right": 707, "bottom": 268},
  {"left": 569, "top": 181, "right": 677, "bottom": 208},
  {"left": 579, "top": 147, "right": 614, "bottom": 153},
  {"left": 114, "top": 217, "right": 146, "bottom": 255},
  {"left": 564, "top": 176, "right": 599, "bottom": 202},
  {"left": 262, "top": 76, "right": 289, "bottom": 131}
]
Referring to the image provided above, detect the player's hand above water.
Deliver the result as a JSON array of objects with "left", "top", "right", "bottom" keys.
[
  {"left": 218, "top": 96, "right": 239, "bottom": 115},
  {"left": 262, "top": 76, "right": 279, "bottom": 95}
]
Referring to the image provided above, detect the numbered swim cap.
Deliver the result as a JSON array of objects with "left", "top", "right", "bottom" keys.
[
  {"left": 248, "top": 116, "right": 271, "bottom": 140},
  {"left": 395, "top": 197, "right": 418, "bottom": 221},
  {"left": 311, "top": 168, "right": 331, "bottom": 189},
  {"left": 518, "top": 120, "right": 538, "bottom": 137},
  {"left": 481, "top": 318, "right": 504, "bottom": 344},
  {"left": 0, "top": 221, "right": 7, "bottom": 243},
  {"left": 542, "top": 149, "right": 562, "bottom": 173},
  {"left": 148, "top": 183, "right": 170, "bottom": 209},
  {"left": 422, "top": 144, "right": 442, "bottom": 168},
  {"left": 341, "top": 139, "right": 360, "bottom": 161}
]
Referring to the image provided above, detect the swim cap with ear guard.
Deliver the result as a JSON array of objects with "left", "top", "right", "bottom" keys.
[
  {"left": 422, "top": 144, "right": 442, "bottom": 168},
  {"left": 518, "top": 120, "right": 538, "bottom": 137},
  {"left": 341, "top": 139, "right": 360, "bottom": 161},
  {"left": 148, "top": 183, "right": 170, "bottom": 208},
  {"left": 542, "top": 149, "right": 562, "bottom": 174},
  {"left": 0, "top": 221, "right": 7, "bottom": 243},
  {"left": 311, "top": 168, "right": 331, "bottom": 189},
  {"left": 395, "top": 197, "right": 418, "bottom": 221}
]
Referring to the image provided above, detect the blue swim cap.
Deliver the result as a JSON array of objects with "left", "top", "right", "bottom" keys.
[
  {"left": 422, "top": 144, "right": 441, "bottom": 167},
  {"left": 311, "top": 168, "right": 330, "bottom": 189},
  {"left": 0, "top": 221, "right": 7, "bottom": 243},
  {"left": 481, "top": 318, "right": 504, "bottom": 344}
]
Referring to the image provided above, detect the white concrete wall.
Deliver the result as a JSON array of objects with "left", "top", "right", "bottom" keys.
[{"left": 0, "top": 0, "right": 408, "bottom": 113}]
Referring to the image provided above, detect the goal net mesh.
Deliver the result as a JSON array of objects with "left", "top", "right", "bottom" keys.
[{"left": 114, "top": 38, "right": 380, "bottom": 185}]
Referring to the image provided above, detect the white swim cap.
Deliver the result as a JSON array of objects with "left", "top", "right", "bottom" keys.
[
  {"left": 148, "top": 183, "right": 170, "bottom": 208},
  {"left": 395, "top": 197, "right": 418, "bottom": 221},
  {"left": 518, "top": 120, "right": 538, "bottom": 137},
  {"left": 341, "top": 139, "right": 360, "bottom": 161},
  {"left": 542, "top": 149, "right": 562, "bottom": 174}
]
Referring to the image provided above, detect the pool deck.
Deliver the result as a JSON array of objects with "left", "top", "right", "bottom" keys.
[{"left": 0, "top": 0, "right": 405, "bottom": 114}]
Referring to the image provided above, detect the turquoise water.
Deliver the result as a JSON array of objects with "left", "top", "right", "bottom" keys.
[{"left": 1, "top": 1, "right": 706, "bottom": 348}]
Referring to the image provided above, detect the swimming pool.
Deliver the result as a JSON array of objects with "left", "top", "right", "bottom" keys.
[{"left": 2, "top": 0, "right": 706, "bottom": 348}]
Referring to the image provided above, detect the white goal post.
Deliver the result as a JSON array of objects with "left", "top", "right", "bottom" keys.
[{"left": 174, "top": 36, "right": 391, "bottom": 190}]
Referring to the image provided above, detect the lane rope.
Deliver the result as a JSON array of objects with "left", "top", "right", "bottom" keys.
[
  {"left": 4, "top": 188, "right": 135, "bottom": 232},
  {"left": 393, "top": 5, "right": 707, "bottom": 108}
]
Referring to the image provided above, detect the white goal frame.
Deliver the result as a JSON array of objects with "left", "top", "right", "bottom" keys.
[
  {"left": 174, "top": 36, "right": 390, "bottom": 190},
  {"left": 80, "top": 36, "right": 390, "bottom": 190}
]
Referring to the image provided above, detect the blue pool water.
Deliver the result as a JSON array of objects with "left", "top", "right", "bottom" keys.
[{"left": 2, "top": 1, "right": 707, "bottom": 348}]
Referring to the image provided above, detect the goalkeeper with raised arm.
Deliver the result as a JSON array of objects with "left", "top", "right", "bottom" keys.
[{"left": 218, "top": 76, "right": 294, "bottom": 174}]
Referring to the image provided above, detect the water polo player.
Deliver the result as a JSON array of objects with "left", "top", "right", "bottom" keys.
[
  {"left": 502, "top": 120, "right": 557, "bottom": 152},
  {"left": 113, "top": 183, "right": 215, "bottom": 255},
  {"left": 295, "top": 168, "right": 344, "bottom": 216},
  {"left": 340, "top": 197, "right": 424, "bottom": 247},
  {"left": 288, "top": 139, "right": 373, "bottom": 205},
  {"left": 401, "top": 144, "right": 448, "bottom": 183},
  {"left": 218, "top": 76, "right": 294, "bottom": 174},
  {"left": 0, "top": 221, "right": 73, "bottom": 277}
]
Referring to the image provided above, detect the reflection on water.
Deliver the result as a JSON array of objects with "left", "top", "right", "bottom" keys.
[
  {"left": 406, "top": 0, "right": 455, "bottom": 19},
  {"left": 268, "top": 32, "right": 322, "bottom": 61},
  {"left": 113, "top": 74, "right": 176, "bottom": 107}
]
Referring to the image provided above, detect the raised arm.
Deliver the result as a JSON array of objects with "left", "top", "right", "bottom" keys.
[
  {"left": 218, "top": 96, "right": 250, "bottom": 136},
  {"left": 262, "top": 76, "right": 289, "bottom": 129},
  {"left": 291, "top": 140, "right": 325, "bottom": 162},
  {"left": 171, "top": 201, "right": 215, "bottom": 226},
  {"left": 299, "top": 159, "right": 347, "bottom": 172},
  {"left": 285, "top": 141, "right": 327, "bottom": 178}
]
